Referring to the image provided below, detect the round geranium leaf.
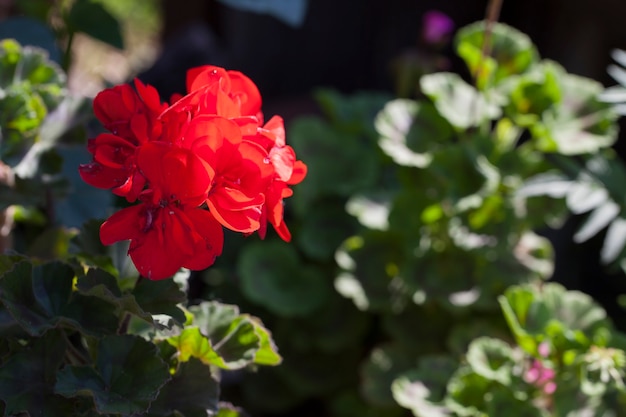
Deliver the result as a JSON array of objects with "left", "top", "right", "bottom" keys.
[
  {"left": 0, "top": 330, "right": 75, "bottom": 417},
  {"left": 297, "top": 201, "right": 360, "bottom": 261},
  {"left": 375, "top": 99, "right": 454, "bottom": 168},
  {"left": 391, "top": 356, "right": 458, "bottom": 417},
  {"left": 289, "top": 116, "right": 379, "bottom": 205},
  {"left": 465, "top": 337, "right": 515, "bottom": 385},
  {"left": 238, "top": 240, "right": 331, "bottom": 317},
  {"left": 531, "top": 73, "right": 618, "bottom": 155},
  {"left": 455, "top": 21, "right": 539, "bottom": 89},
  {"left": 0, "top": 260, "right": 119, "bottom": 337},
  {"left": 185, "top": 301, "right": 280, "bottom": 368},
  {"left": 334, "top": 231, "right": 407, "bottom": 312},
  {"left": 274, "top": 294, "right": 370, "bottom": 353},
  {"left": 145, "top": 357, "right": 219, "bottom": 416},
  {"left": 420, "top": 72, "right": 501, "bottom": 129},
  {"left": 360, "top": 343, "right": 416, "bottom": 407},
  {"left": 498, "top": 283, "right": 610, "bottom": 355},
  {"left": 55, "top": 334, "right": 170, "bottom": 415}
]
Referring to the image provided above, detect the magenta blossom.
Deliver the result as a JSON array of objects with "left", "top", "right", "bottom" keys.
[{"left": 422, "top": 10, "right": 455, "bottom": 45}]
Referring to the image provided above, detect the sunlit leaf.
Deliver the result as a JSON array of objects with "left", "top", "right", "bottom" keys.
[
  {"left": 498, "top": 283, "right": 609, "bottom": 355},
  {"left": 334, "top": 231, "right": 406, "bottom": 312},
  {"left": 189, "top": 301, "right": 279, "bottom": 368},
  {"left": 532, "top": 73, "right": 618, "bottom": 155},
  {"left": 465, "top": 337, "right": 514, "bottom": 385},
  {"left": 361, "top": 343, "right": 417, "bottom": 407},
  {"left": 601, "top": 217, "right": 626, "bottom": 264},
  {"left": 455, "top": 21, "right": 539, "bottom": 89},
  {"left": 420, "top": 72, "right": 501, "bottom": 129},
  {"left": 375, "top": 99, "right": 453, "bottom": 167},
  {"left": 573, "top": 200, "right": 620, "bottom": 243},
  {"left": 391, "top": 356, "right": 457, "bottom": 417}
]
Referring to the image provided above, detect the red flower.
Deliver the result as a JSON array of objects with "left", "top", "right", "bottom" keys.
[
  {"left": 78, "top": 133, "right": 146, "bottom": 201},
  {"left": 82, "top": 65, "right": 307, "bottom": 279},
  {"left": 100, "top": 142, "right": 222, "bottom": 279},
  {"left": 186, "top": 65, "right": 262, "bottom": 118},
  {"left": 245, "top": 116, "right": 307, "bottom": 241},
  {"left": 183, "top": 115, "right": 273, "bottom": 232},
  {"left": 93, "top": 78, "right": 166, "bottom": 143}
]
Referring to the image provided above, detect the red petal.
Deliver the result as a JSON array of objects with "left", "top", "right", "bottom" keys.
[
  {"left": 182, "top": 208, "right": 224, "bottom": 270},
  {"left": 228, "top": 70, "right": 262, "bottom": 116},
  {"left": 288, "top": 160, "right": 307, "bottom": 185},
  {"left": 100, "top": 204, "right": 143, "bottom": 245},
  {"left": 187, "top": 65, "right": 230, "bottom": 94}
]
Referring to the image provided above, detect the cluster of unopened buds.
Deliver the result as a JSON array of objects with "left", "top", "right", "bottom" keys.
[{"left": 79, "top": 66, "right": 307, "bottom": 279}]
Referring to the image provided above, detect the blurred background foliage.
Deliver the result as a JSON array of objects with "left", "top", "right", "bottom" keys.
[{"left": 4, "top": 0, "right": 626, "bottom": 416}]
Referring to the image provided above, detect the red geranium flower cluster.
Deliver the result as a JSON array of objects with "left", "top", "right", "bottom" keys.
[{"left": 80, "top": 66, "right": 306, "bottom": 280}]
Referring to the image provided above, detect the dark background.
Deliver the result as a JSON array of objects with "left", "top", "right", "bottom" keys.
[{"left": 143, "top": 0, "right": 626, "bottom": 326}]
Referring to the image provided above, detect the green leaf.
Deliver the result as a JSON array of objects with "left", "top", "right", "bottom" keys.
[
  {"left": 188, "top": 301, "right": 278, "bottom": 368},
  {"left": 289, "top": 116, "right": 379, "bottom": 208},
  {"left": 447, "top": 320, "right": 510, "bottom": 356},
  {"left": 502, "top": 62, "right": 562, "bottom": 126},
  {"left": 216, "top": 402, "right": 247, "bottom": 417},
  {"left": 345, "top": 192, "right": 392, "bottom": 230},
  {"left": 375, "top": 99, "right": 453, "bottom": 167},
  {"left": 455, "top": 21, "right": 539, "bottom": 89},
  {"left": 314, "top": 88, "right": 391, "bottom": 137},
  {"left": 465, "top": 337, "right": 514, "bottom": 385},
  {"left": 0, "top": 260, "right": 120, "bottom": 336},
  {"left": 274, "top": 294, "right": 369, "bottom": 353},
  {"left": 420, "top": 72, "right": 501, "bottom": 129},
  {"left": 66, "top": 0, "right": 124, "bottom": 49},
  {"left": 0, "top": 39, "right": 66, "bottom": 159},
  {"left": 238, "top": 239, "right": 330, "bottom": 317},
  {"left": 297, "top": 201, "right": 359, "bottom": 261},
  {"left": 55, "top": 334, "right": 170, "bottom": 415},
  {"left": 334, "top": 231, "right": 406, "bottom": 312},
  {"left": 498, "top": 283, "right": 610, "bottom": 355},
  {"left": 132, "top": 277, "right": 187, "bottom": 325},
  {"left": 532, "top": 73, "right": 618, "bottom": 155},
  {"left": 70, "top": 219, "right": 137, "bottom": 284},
  {"left": 0, "top": 330, "right": 75, "bottom": 416},
  {"left": 445, "top": 366, "right": 493, "bottom": 416},
  {"left": 391, "top": 356, "right": 457, "bottom": 417},
  {"left": 601, "top": 217, "right": 626, "bottom": 264},
  {"left": 573, "top": 200, "right": 620, "bottom": 243},
  {"left": 146, "top": 357, "right": 219, "bottom": 417},
  {"left": 75, "top": 268, "right": 152, "bottom": 323},
  {"left": 361, "top": 343, "right": 416, "bottom": 407}
]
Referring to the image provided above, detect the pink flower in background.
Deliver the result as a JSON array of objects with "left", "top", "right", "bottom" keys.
[
  {"left": 525, "top": 360, "right": 557, "bottom": 394},
  {"left": 524, "top": 342, "right": 557, "bottom": 395},
  {"left": 422, "top": 10, "right": 455, "bottom": 45}
]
